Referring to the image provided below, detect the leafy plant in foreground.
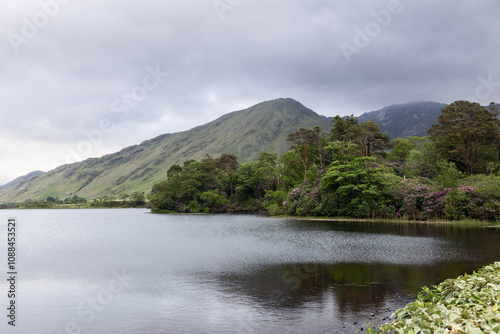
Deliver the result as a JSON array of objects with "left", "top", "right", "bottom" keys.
[{"left": 369, "top": 262, "right": 500, "bottom": 334}]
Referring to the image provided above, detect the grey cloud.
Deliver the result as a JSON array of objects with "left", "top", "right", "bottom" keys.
[{"left": 0, "top": 0, "right": 499, "bottom": 183}]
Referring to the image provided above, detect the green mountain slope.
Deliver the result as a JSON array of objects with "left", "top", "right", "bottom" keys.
[
  {"left": 0, "top": 170, "right": 45, "bottom": 194},
  {"left": 357, "top": 101, "right": 447, "bottom": 139},
  {"left": 0, "top": 98, "right": 331, "bottom": 202}
]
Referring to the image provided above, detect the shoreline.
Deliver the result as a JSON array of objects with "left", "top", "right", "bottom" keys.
[
  {"left": 276, "top": 215, "right": 500, "bottom": 227},
  {"left": 2, "top": 205, "right": 498, "bottom": 226},
  {"left": 283, "top": 216, "right": 451, "bottom": 224}
]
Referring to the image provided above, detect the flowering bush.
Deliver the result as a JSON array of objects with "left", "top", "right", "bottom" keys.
[
  {"left": 395, "top": 178, "right": 437, "bottom": 220},
  {"left": 283, "top": 182, "right": 321, "bottom": 216},
  {"left": 282, "top": 157, "right": 500, "bottom": 222},
  {"left": 395, "top": 177, "right": 499, "bottom": 221}
]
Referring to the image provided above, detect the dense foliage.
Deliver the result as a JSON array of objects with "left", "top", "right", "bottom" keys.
[
  {"left": 369, "top": 262, "right": 500, "bottom": 333},
  {"left": 149, "top": 100, "right": 500, "bottom": 221},
  {"left": 148, "top": 153, "right": 278, "bottom": 213}
]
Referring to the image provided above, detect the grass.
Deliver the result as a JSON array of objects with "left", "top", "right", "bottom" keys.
[{"left": 367, "top": 262, "right": 500, "bottom": 333}]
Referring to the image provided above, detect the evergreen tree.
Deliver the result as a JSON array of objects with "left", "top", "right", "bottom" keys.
[{"left": 428, "top": 100, "right": 500, "bottom": 176}]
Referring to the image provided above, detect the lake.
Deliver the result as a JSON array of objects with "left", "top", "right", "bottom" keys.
[{"left": 1, "top": 209, "right": 499, "bottom": 333}]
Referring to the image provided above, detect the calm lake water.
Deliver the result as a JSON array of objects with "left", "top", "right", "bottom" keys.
[{"left": 1, "top": 209, "right": 499, "bottom": 333}]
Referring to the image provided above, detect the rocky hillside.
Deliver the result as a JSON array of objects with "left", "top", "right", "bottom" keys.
[
  {"left": 0, "top": 170, "right": 45, "bottom": 194},
  {"left": 357, "top": 101, "right": 447, "bottom": 139}
]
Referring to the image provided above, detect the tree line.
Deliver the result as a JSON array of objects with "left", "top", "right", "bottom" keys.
[
  {"left": 149, "top": 100, "right": 500, "bottom": 221},
  {"left": 14, "top": 192, "right": 146, "bottom": 209}
]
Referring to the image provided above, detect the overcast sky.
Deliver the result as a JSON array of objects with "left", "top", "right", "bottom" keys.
[{"left": 0, "top": 0, "right": 499, "bottom": 184}]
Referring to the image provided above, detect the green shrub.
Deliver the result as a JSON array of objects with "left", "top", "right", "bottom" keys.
[{"left": 267, "top": 203, "right": 284, "bottom": 216}]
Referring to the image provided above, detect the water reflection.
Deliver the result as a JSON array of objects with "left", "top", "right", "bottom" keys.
[
  {"left": 205, "top": 219, "right": 500, "bottom": 331},
  {"left": 209, "top": 260, "right": 492, "bottom": 331},
  {"left": 3, "top": 210, "right": 499, "bottom": 334}
]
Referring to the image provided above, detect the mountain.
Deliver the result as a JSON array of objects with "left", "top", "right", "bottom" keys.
[
  {"left": 0, "top": 98, "right": 331, "bottom": 202},
  {"left": 356, "top": 101, "right": 447, "bottom": 139},
  {"left": 0, "top": 171, "right": 45, "bottom": 194}
]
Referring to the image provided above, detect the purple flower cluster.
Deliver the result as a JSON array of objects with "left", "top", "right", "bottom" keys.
[
  {"left": 283, "top": 181, "right": 322, "bottom": 215},
  {"left": 398, "top": 179, "right": 488, "bottom": 220},
  {"left": 309, "top": 187, "right": 319, "bottom": 199}
]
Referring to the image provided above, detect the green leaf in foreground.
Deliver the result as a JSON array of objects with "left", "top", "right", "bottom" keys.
[{"left": 369, "top": 262, "right": 500, "bottom": 333}]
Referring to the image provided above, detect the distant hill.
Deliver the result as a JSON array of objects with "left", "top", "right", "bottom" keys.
[
  {"left": 0, "top": 171, "right": 45, "bottom": 194},
  {"left": 357, "top": 101, "right": 448, "bottom": 139},
  {"left": 0, "top": 98, "right": 330, "bottom": 202}
]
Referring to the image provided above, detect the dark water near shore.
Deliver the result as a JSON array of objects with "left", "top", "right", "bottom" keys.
[{"left": 1, "top": 209, "right": 499, "bottom": 333}]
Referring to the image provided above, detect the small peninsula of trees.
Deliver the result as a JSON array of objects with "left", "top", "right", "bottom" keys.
[
  {"left": 8, "top": 192, "right": 147, "bottom": 209},
  {"left": 149, "top": 100, "right": 500, "bottom": 221}
]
